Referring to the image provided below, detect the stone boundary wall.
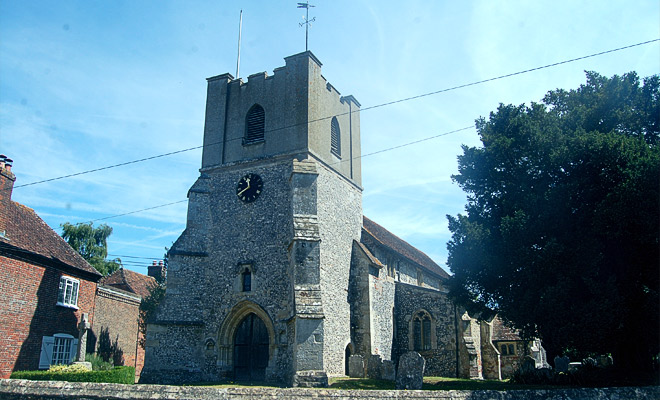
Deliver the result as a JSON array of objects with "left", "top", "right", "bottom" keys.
[{"left": 2, "top": 379, "right": 659, "bottom": 400}]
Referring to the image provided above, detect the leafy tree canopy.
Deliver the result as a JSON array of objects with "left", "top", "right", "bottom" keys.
[
  {"left": 61, "top": 222, "right": 121, "bottom": 276},
  {"left": 447, "top": 71, "right": 659, "bottom": 371},
  {"left": 138, "top": 249, "right": 167, "bottom": 349}
]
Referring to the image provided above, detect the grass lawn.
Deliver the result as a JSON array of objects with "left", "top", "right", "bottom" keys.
[
  {"left": 328, "top": 376, "right": 552, "bottom": 391},
  {"left": 195, "top": 377, "right": 555, "bottom": 391}
]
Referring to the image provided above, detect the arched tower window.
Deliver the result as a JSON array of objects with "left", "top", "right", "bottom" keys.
[
  {"left": 330, "top": 116, "right": 341, "bottom": 157},
  {"left": 413, "top": 311, "right": 432, "bottom": 351},
  {"left": 244, "top": 104, "right": 265, "bottom": 145}
]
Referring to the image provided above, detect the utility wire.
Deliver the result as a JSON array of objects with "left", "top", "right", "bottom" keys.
[
  {"left": 69, "top": 125, "right": 474, "bottom": 223},
  {"left": 332, "top": 125, "right": 474, "bottom": 166},
  {"left": 87, "top": 200, "right": 188, "bottom": 223},
  {"left": 10, "top": 39, "right": 658, "bottom": 191},
  {"left": 108, "top": 254, "right": 163, "bottom": 260}
]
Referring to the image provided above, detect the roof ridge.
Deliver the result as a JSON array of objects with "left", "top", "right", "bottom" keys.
[{"left": 362, "top": 216, "right": 448, "bottom": 279}]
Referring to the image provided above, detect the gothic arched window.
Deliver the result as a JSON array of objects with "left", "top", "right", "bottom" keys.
[
  {"left": 330, "top": 117, "right": 341, "bottom": 157},
  {"left": 244, "top": 104, "right": 265, "bottom": 144},
  {"left": 413, "top": 311, "right": 432, "bottom": 351}
]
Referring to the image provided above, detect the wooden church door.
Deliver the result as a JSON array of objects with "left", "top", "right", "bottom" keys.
[{"left": 233, "top": 313, "right": 269, "bottom": 381}]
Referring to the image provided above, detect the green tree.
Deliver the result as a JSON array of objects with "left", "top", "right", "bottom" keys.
[
  {"left": 138, "top": 250, "right": 167, "bottom": 349},
  {"left": 447, "top": 72, "right": 659, "bottom": 373},
  {"left": 61, "top": 222, "right": 121, "bottom": 276}
]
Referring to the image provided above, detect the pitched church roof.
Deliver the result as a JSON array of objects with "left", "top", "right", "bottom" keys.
[
  {"left": 491, "top": 317, "right": 524, "bottom": 342},
  {"left": 0, "top": 201, "right": 102, "bottom": 279},
  {"left": 100, "top": 268, "right": 156, "bottom": 298},
  {"left": 362, "top": 216, "right": 449, "bottom": 279}
]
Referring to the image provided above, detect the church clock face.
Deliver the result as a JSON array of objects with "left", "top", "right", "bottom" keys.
[{"left": 236, "top": 173, "right": 263, "bottom": 203}]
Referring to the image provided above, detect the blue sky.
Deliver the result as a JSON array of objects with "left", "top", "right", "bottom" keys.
[{"left": 1, "top": 0, "right": 658, "bottom": 274}]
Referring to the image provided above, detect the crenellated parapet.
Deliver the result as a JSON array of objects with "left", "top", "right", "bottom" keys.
[{"left": 200, "top": 51, "right": 361, "bottom": 186}]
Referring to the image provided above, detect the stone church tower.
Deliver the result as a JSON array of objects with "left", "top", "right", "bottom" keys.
[
  {"left": 141, "top": 51, "right": 363, "bottom": 386},
  {"left": 141, "top": 51, "right": 547, "bottom": 386}
]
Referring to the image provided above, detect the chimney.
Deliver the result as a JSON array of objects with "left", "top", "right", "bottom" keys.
[
  {"left": 148, "top": 260, "right": 166, "bottom": 281},
  {"left": 0, "top": 155, "right": 16, "bottom": 208}
]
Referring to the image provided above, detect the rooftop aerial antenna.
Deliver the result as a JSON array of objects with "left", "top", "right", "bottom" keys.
[
  {"left": 297, "top": 1, "right": 315, "bottom": 51},
  {"left": 236, "top": 9, "right": 243, "bottom": 78}
]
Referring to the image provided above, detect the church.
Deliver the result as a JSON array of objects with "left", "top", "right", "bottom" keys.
[{"left": 140, "top": 52, "right": 545, "bottom": 386}]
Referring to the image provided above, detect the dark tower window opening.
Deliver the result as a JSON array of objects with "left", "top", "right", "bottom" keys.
[
  {"left": 242, "top": 268, "right": 252, "bottom": 292},
  {"left": 330, "top": 116, "right": 341, "bottom": 157},
  {"left": 245, "top": 104, "right": 265, "bottom": 145}
]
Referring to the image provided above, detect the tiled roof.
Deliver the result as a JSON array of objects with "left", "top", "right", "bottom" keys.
[
  {"left": 491, "top": 317, "right": 523, "bottom": 341},
  {"left": 362, "top": 216, "right": 449, "bottom": 279},
  {"left": 100, "top": 268, "right": 156, "bottom": 298},
  {"left": 0, "top": 201, "right": 101, "bottom": 278}
]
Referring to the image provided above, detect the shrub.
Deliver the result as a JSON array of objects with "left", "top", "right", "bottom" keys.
[
  {"left": 48, "top": 364, "right": 90, "bottom": 373},
  {"left": 86, "top": 352, "right": 113, "bottom": 371},
  {"left": 11, "top": 366, "right": 135, "bottom": 384}
]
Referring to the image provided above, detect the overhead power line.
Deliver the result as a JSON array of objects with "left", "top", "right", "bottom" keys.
[
  {"left": 74, "top": 125, "right": 475, "bottom": 223},
  {"left": 108, "top": 254, "right": 163, "bottom": 260},
  {"left": 10, "top": 39, "right": 658, "bottom": 191},
  {"left": 88, "top": 200, "right": 188, "bottom": 223}
]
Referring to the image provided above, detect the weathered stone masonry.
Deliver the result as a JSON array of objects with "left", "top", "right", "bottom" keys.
[
  {"left": 140, "top": 51, "right": 546, "bottom": 386},
  {"left": 3, "top": 380, "right": 659, "bottom": 400}
]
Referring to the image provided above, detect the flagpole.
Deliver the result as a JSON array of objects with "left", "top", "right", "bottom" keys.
[{"left": 236, "top": 10, "right": 243, "bottom": 78}]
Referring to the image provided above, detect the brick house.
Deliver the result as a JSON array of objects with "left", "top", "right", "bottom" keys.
[
  {"left": 0, "top": 157, "right": 102, "bottom": 378},
  {"left": 93, "top": 264, "right": 163, "bottom": 380}
]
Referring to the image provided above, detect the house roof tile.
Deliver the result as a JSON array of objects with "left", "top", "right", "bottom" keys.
[
  {"left": 100, "top": 268, "right": 156, "bottom": 299},
  {"left": 0, "top": 201, "right": 101, "bottom": 278},
  {"left": 362, "top": 216, "right": 449, "bottom": 279}
]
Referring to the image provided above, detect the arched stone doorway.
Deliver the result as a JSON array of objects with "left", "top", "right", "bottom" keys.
[
  {"left": 217, "top": 301, "right": 275, "bottom": 382},
  {"left": 233, "top": 313, "right": 269, "bottom": 381}
]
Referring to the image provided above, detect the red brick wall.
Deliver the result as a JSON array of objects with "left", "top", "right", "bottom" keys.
[
  {"left": 0, "top": 255, "right": 97, "bottom": 378},
  {"left": 92, "top": 287, "right": 144, "bottom": 380}
]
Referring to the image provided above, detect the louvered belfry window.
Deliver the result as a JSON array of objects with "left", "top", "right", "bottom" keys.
[
  {"left": 330, "top": 116, "right": 341, "bottom": 157},
  {"left": 244, "top": 104, "right": 265, "bottom": 144}
]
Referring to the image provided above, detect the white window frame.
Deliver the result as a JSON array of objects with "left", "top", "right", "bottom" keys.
[{"left": 57, "top": 275, "right": 80, "bottom": 309}]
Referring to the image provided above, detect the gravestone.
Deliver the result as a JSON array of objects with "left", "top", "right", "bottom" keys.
[
  {"left": 381, "top": 360, "right": 395, "bottom": 381},
  {"left": 520, "top": 355, "right": 537, "bottom": 375},
  {"left": 348, "top": 355, "right": 365, "bottom": 378},
  {"left": 597, "top": 355, "right": 613, "bottom": 368},
  {"left": 366, "top": 355, "right": 382, "bottom": 379},
  {"left": 582, "top": 357, "right": 597, "bottom": 368},
  {"left": 568, "top": 362, "right": 582, "bottom": 372},
  {"left": 554, "top": 355, "right": 570, "bottom": 373},
  {"left": 396, "top": 351, "right": 425, "bottom": 390}
]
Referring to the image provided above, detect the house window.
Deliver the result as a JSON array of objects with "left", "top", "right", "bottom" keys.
[
  {"left": 242, "top": 267, "right": 252, "bottom": 292},
  {"left": 413, "top": 311, "right": 432, "bottom": 351},
  {"left": 39, "top": 334, "right": 78, "bottom": 368},
  {"left": 57, "top": 276, "right": 79, "bottom": 308},
  {"left": 500, "top": 343, "right": 516, "bottom": 356},
  {"left": 416, "top": 269, "right": 423, "bottom": 286},
  {"left": 52, "top": 336, "right": 73, "bottom": 365},
  {"left": 244, "top": 104, "right": 265, "bottom": 144},
  {"left": 330, "top": 117, "right": 341, "bottom": 157}
]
